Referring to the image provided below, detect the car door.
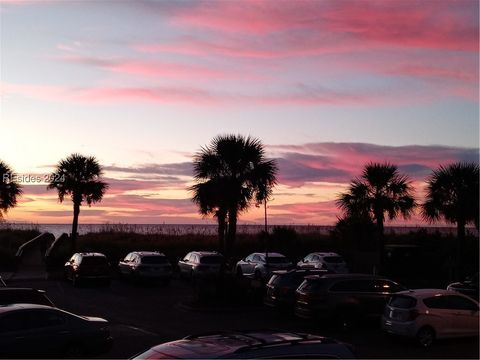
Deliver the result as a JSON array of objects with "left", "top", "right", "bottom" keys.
[
  {"left": 241, "top": 255, "right": 254, "bottom": 274},
  {"left": 445, "top": 295, "right": 479, "bottom": 336},
  {"left": 21, "top": 309, "right": 70, "bottom": 357},
  {"left": 422, "top": 296, "right": 456, "bottom": 337}
]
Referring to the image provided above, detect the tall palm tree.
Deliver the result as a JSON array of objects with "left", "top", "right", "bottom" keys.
[
  {"left": 0, "top": 160, "right": 22, "bottom": 219},
  {"left": 47, "top": 154, "right": 108, "bottom": 251},
  {"left": 422, "top": 162, "right": 479, "bottom": 240},
  {"left": 422, "top": 162, "right": 479, "bottom": 280},
  {"left": 336, "top": 162, "right": 416, "bottom": 272},
  {"left": 191, "top": 135, "right": 278, "bottom": 257}
]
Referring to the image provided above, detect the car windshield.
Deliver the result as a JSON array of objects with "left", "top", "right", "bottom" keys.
[
  {"left": 323, "top": 256, "right": 344, "bottom": 263},
  {"left": 389, "top": 295, "right": 417, "bottom": 308},
  {"left": 200, "top": 256, "right": 223, "bottom": 264},
  {"left": 266, "top": 256, "right": 289, "bottom": 264},
  {"left": 141, "top": 256, "right": 168, "bottom": 264},
  {"left": 81, "top": 257, "right": 107, "bottom": 266}
]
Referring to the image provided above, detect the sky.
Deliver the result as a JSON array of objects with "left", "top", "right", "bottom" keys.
[{"left": 0, "top": 0, "right": 478, "bottom": 226}]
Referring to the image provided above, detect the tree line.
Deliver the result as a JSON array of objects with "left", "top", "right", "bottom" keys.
[{"left": 0, "top": 134, "right": 478, "bottom": 273}]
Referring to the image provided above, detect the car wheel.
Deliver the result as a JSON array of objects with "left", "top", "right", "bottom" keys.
[
  {"left": 64, "top": 343, "right": 83, "bottom": 358},
  {"left": 416, "top": 326, "right": 435, "bottom": 347}
]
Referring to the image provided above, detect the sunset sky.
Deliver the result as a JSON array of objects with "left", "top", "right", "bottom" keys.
[{"left": 1, "top": 0, "right": 478, "bottom": 225}]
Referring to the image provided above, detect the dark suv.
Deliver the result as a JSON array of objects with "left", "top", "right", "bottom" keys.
[
  {"left": 133, "top": 330, "right": 356, "bottom": 359},
  {"left": 64, "top": 253, "right": 111, "bottom": 287},
  {"left": 295, "top": 274, "right": 406, "bottom": 322},
  {"left": 264, "top": 269, "right": 327, "bottom": 309}
]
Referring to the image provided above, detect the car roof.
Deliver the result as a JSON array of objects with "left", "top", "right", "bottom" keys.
[
  {"left": 147, "top": 331, "right": 336, "bottom": 358},
  {"left": 132, "top": 251, "right": 166, "bottom": 257},
  {"left": 75, "top": 252, "right": 106, "bottom": 257},
  {"left": 0, "top": 303, "right": 56, "bottom": 314},
  {"left": 304, "top": 273, "right": 381, "bottom": 281},
  {"left": 308, "top": 252, "right": 341, "bottom": 257},
  {"left": 190, "top": 251, "right": 223, "bottom": 256},
  {"left": 252, "top": 252, "right": 286, "bottom": 257},
  {"left": 396, "top": 288, "right": 477, "bottom": 300}
]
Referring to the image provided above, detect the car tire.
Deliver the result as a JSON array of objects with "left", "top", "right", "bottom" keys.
[
  {"left": 416, "top": 326, "right": 435, "bottom": 347},
  {"left": 64, "top": 343, "right": 83, "bottom": 358}
]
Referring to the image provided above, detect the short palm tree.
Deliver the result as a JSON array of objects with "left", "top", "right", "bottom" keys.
[
  {"left": 422, "top": 162, "right": 479, "bottom": 240},
  {"left": 191, "top": 135, "right": 277, "bottom": 256},
  {"left": 336, "top": 163, "right": 416, "bottom": 271},
  {"left": 0, "top": 160, "right": 22, "bottom": 219},
  {"left": 47, "top": 154, "right": 108, "bottom": 250}
]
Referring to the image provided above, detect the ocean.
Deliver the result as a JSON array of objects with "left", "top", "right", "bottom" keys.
[{"left": 1, "top": 223, "right": 474, "bottom": 240}]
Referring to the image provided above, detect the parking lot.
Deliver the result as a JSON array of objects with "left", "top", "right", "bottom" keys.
[{"left": 6, "top": 277, "right": 479, "bottom": 359}]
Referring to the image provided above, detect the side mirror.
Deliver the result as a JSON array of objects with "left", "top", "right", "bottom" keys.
[{"left": 303, "top": 259, "right": 307, "bottom": 263}]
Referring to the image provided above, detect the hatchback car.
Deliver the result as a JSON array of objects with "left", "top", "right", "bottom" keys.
[
  {"left": 0, "top": 288, "right": 55, "bottom": 307},
  {"left": 382, "top": 289, "right": 479, "bottom": 347},
  {"left": 64, "top": 252, "right": 111, "bottom": 287},
  {"left": 119, "top": 251, "right": 172, "bottom": 284},
  {"left": 0, "top": 303, "right": 113, "bottom": 358},
  {"left": 236, "top": 252, "right": 293, "bottom": 280},
  {"left": 178, "top": 251, "right": 225, "bottom": 279},
  {"left": 297, "top": 252, "right": 348, "bottom": 274},
  {"left": 295, "top": 274, "right": 406, "bottom": 323},
  {"left": 132, "top": 330, "right": 356, "bottom": 359},
  {"left": 447, "top": 273, "right": 478, "bottom": 300},
  {"left": 264, "top": 269, "right": 327, "bottom": 309}
]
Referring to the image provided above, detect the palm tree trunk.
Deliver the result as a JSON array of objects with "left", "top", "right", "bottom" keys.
[
  {"left": 71, "top": 201, "right": 80, "bottom": 252},
  {"left": 226, "top": 207, "right": 237, "bottom": 258},
  {"left": 217, "top": 208, "right": 227, "bottom": 253},
  {"left": 456, "top": 219, "right": 466, "bottom": 279},
  {"left": 375, "top": 212, "right": 385, "bottom": 275}
]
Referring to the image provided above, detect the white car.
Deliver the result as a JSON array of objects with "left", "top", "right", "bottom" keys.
[
  {"left": 382, "top": 289, "right": 479, "bottom": 347},
  {"left": 297, "top": 252, "right": 348, "bottom": 273},
  {"left": 236, "top": 252, "right": 292, "bottom": 280}
]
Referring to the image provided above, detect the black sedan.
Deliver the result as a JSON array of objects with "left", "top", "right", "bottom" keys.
[{"left": 0, "top": 303, "right": 112, "bottom": 358}]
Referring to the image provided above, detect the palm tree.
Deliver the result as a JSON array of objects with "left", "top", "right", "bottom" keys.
[
  {"left": 191, "top": 135, "right": 278, "bottom": 257},
  {"left": 0, "top": 160, "right": 22, "bottom": 219},
  {"left": 422, "top": 162, "right": 479, "bottom": 240},
  {"left": 47, "top": 154, "right": 108, "bottom": 251},
  {"left": 336, "top": 163, "right": 416, "bottom": 272}
]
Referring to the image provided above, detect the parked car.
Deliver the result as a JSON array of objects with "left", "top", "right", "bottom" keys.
[
  {"left": 64, "top": 252, "right": 111, "bottom": 287},
  {"left": 264, "top": 269, "right": 327, "bottom": 309},
  {"left": 447, "top": 273, "right": 478, "bottom": 300},
  {"left": 297, "top": 252, "right": 348, "bottom": 273},
  {"left": 382, "top": 289, "right": 479, "bottom": 347},
  {"left": 132, "top": 330, "right": 356, "bottom": 359},
  {"left": 295, "top": 273, "right": 406, "bottom": 323},
  {"left": 0, "top": 288, "right": 55, "bottom": 307},
  {"left": 118, "top": 251, "right": 172, "bottom": 284},
  {"left": 236, "top": 252, "right": 293, "bottom": 280},
  {"left": 0, "top": 303, "right": 113, "bottom": 358},
  {"left": 177, "top": 251, "right": 225, "bottom": 279}
]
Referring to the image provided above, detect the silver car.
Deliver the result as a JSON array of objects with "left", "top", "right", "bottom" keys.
[
  {"left": 177, "top": 251, "right": 224, "bottom": 279},
  {"left": 297, "top": 252, "right": 348, "bottom": 273},
  {"left": 236, "top": 252, "right": 292, "bottom": 280},
  {"left": 382, "top": 289, "right": 479, "bottom": 347},
  {"left": 118, "top": 251, "right": 172, "bottom": 283}
]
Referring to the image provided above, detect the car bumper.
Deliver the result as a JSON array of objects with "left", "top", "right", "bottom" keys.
[{"left": 381, "top": 316, "right": 417, "bottom": 337}]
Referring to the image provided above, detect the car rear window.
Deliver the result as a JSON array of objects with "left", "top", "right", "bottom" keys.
[
  {"left": 81, "top": 257, "right": 107, "bottom": 266},
  {"left": 141, "top": 256, "right": 168, "bottom": 264},
  {"left": 266, "top": 257, "right": 290, "bottom": 264},
  {"left": 200, "top": 256, "right": 223, "bottom": 264},
  {"left": 323, "top": 256, "right": 344, "bottom": 263},
  {"left": 389, "top": 295, "right": 417, "bottom": 308}
]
